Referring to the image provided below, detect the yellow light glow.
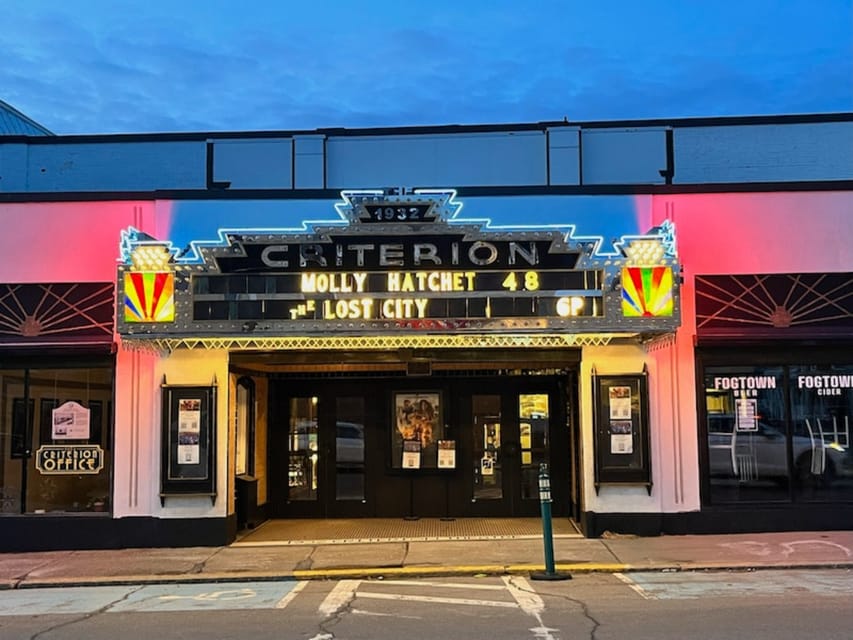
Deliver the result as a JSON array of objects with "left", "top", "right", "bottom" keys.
[
  {"left": 130, "top": 245, "right": 172, "bottom": 272},
  {"left": 624, "top": 240, "right": 666, "bottom": 266},
  {"left": 387, "top": 271, "right": 477, "bottom": 292},
  {"left": 556, "top": 296, "right": 585, "bottom": 317},
  {"left": 121, "top": 333, "right": 638, "bottom": 353}
]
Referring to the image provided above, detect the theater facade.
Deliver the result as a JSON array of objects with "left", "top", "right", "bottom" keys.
[{"left": 1, "top": 113, "right": 852, "bottom": 550}]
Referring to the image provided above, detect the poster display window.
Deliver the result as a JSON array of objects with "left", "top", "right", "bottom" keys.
[{"left": 391, "top": 392, "right": 444, "bottom": 470}]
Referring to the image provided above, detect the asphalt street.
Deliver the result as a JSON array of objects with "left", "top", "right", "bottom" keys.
[{"left": 2, "top": 569, "right": 852, "bottom": 640}]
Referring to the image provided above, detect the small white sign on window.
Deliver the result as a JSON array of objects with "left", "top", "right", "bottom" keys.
[
  {"left": 735, "top": 398, "right": 759, "bottom": 431},
  {"left": 402, "top": 440, "right": 421, "bottom": 469},
  {"left": 52, "top": 401, "right": 91, "bottom": 440},
  {"left": 437, "top": 440, "right": 456, "bottom": 469},
  {"left": 610, "top": 420, "right": 634, "bottom": 454}
]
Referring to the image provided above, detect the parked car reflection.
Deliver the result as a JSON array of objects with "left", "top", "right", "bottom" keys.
[
  {"left": 708, "top": 415, "right": 853, "bottom": 483},
  {"left": 336, "top": 422, "right": 364, "bottom": 464}
]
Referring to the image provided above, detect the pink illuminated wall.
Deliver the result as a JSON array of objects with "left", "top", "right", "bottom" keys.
[
  {"left": 644, "top": 191, "right": 853, "bottom": 338},
  {"left": 2, "top": 192, "right": 847, "bottom": 296},
  {"left": 627, "top": 191, "right": 853, "bottom": 514},
  {"left": 650, "top": 191, "right": 852, "bottom": 275},
  {"left": 0, "top": 201, "right": 170, "bottom": 283}
]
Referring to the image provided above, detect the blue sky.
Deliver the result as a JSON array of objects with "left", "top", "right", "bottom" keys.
[{"left": 2, "top": 0, "right": 851, "bottom": 135}]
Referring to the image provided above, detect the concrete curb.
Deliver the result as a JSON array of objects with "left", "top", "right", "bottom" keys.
[{"left": 4, "top": 561, "right": 853, "bottom": 589}]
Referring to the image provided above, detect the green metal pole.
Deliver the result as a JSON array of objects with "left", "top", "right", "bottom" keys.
[
  {"left": 531, "top": 462, "right": 571, "bottom": 581},
  {"left": 540, "top": 493, "right": 556, "bottom": 574}
]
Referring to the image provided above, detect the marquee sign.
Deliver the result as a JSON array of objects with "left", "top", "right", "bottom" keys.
[{"left": 116, "top": 189, "right": 681, "bottom": 342}]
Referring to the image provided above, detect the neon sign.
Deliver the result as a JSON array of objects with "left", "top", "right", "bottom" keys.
[{"left": 117, "top": 189, "right": 681, "bottom": 339}]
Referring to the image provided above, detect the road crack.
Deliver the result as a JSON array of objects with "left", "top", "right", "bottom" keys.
[
  {"left": 598, "top": 540, "right": 626, "bottom": 565},
  {"left": 295, "top": 545, "right": 318, "bottom": 571},
  {"left": 314, "top": 580, "right": 360, "bottom": 640},
  {"left": 28, "top": 584, "right": 145, "bottom": 640},
  {"left": 537, "top": 588, "right": 602, "bottom": 640},
  {"left": 507, "top": 575, "right": 602, "bottom": 640},
  {"left": 9, "top": 552, "right": 78, "bottom": 589}
]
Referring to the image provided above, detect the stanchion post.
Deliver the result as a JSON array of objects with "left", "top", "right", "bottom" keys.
[
  {"left": 403, "top": 475, "right": 419, "bottom": 521},
  {"left": 531, "top": 462, "right": 571, "bottom": 581},
  {"left": 440, "top": 474, "right": 455, "bottom": 521}
]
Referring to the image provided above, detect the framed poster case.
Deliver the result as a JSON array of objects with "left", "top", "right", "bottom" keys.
[
  {"left": 391, "top": 391, "right": 445, "bottom": 470},
  {"left": 160, "top": 384, "right": 216, "bottom": 504},
  {"left": 592, "top": 370, "right": 652, "bottom": 494}
]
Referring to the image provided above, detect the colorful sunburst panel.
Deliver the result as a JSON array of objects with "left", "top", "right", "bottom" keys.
[
  {"left": 124, "top": 272, "right": 175, "bottom": 322},
  {"left": 621, "top": 267, "right": 674, "bottom": 317}
]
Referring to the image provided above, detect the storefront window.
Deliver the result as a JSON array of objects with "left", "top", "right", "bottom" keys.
[
  {"left": 1, "top": 365, "right": 113, "bottom": 514},
  {"left": 703, "top": 363, "right": 853, "bottom": 505},
  {"left": 790, "top": 365, "right": 853, "bottom": 501},
  {"left": 704, "top": 366, "right": 788, "bottom": 503}
]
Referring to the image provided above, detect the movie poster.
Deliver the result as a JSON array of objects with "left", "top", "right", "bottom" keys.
[{"left": 394, "top": 392, "right": 442, "bottom": 469}]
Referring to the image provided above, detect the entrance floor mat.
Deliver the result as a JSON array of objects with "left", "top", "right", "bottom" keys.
[{"left": 233, "top": 517, "right": 582, "bottom": 546}]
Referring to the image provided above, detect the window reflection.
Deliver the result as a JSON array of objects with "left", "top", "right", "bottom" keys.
[
  {"left": 472, "top": 395, "right": 501, "bottom": 501},
  {"left": 704, "top": 363, "right": 853, "bottom": 505},
  {"left": 288, "top": 397, "right": 318, "bottom": 501},
  {"left": 705, "top": 366, "right": 788, "bottom": 502},
  {"left": 790, "top": 365, "right": 853, "bottom": 501},
  {"left": 336, "top": 397, "right": 365, "bottom": 501}
]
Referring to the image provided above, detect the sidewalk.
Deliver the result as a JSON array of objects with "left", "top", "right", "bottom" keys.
[{"left": 2, "top": 527, "right": 852, "bottom": 589}]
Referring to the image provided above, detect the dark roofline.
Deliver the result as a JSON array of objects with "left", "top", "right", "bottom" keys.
[
  {"left": 1, "top": 179, "right": 852, "bottom": 204},
  {"left": 575, "top": 111, "right": 853, "bottom": 129},
  {"left": 1, "top": 112, "right": 851, "bottom": 145},
  {"left": 0, "top": 99, "right": 54, "bottom": 136}
]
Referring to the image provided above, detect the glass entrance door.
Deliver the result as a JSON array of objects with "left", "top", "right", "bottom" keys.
[
  {"left": 468, "top": 388, "right": 562, "bottom": 517},
  {"left": 471, "top": 395, "right": 505, "bottom": 508},
  {"left": 286, "top": 396, "right": 319, "bottom": 505},
  {"left": 518, "top": 393, "right": 552, "bottom": 508},
  {"left": 332, "top": 396, "right": 368, "bottom": 514},
  {"left": 269, "top": 374, "right": 572, "bottom": 519},
  {"left": 275, "top": 387, "right": 372, "bottom": 517}
]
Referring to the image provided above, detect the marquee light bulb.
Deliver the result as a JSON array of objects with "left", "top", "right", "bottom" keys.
[
  {"left": 625, "top": 240, "right": 665, "bottom": 266},
  {"left": 131, "top": 245, "right": 173, "bottom": 271}
]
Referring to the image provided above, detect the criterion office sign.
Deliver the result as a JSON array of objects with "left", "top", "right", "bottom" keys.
[{"left": 36, "top": 445, "right": 104, "bottom": 475}]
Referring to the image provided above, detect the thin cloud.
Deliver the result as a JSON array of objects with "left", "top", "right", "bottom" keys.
[{"left": 1, "top": 0, "right": 850, "bottom": 134}]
